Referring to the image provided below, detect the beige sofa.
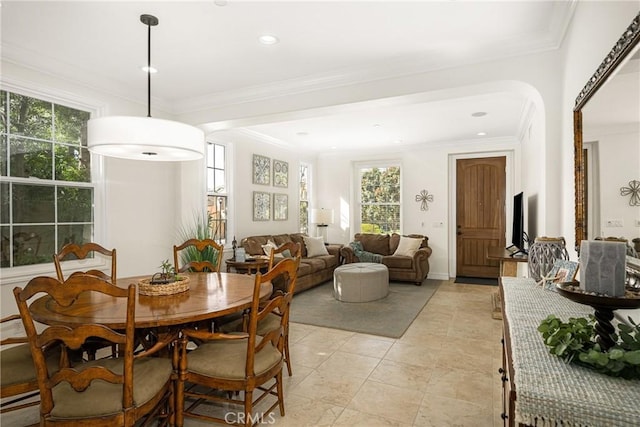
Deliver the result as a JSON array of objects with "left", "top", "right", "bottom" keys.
[
  {"left": 340, "top": 233, "right": 432, "bottom": 285},
  {"left": 240, "top": 233, "right": 342, "bottom": 293}
]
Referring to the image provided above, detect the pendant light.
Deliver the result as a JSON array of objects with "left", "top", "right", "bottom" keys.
[{"left": 87, "top": 14, "right": 204, "bottom": 161}]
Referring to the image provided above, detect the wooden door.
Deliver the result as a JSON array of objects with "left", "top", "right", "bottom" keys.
[{"left": 456, "top": 156, "right": 506, "bottom": 278}]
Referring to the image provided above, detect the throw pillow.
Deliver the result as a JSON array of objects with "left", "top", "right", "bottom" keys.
[
  {"left": 262, "top": 240, "right": 290, "bottom": 259},
  {"left": 303, "top": 236, "right": 329, "bottom": 257},
  {"left": 392, "top": 236, "right": 423, "bottom": 257}
]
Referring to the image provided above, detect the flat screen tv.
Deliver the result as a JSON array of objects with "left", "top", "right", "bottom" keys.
[{"left": 509, "top": 192, "right": 527, "bottom": 255}]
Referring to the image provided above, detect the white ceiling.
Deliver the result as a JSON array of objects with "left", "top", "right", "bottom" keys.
[{"left": 1, "top": 1, "right": 577, "bottom": 152}]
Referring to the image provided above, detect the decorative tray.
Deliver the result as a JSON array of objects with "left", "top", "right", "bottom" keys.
[
  {"left": 556, "top": 281, "right": 640, "bottom": 310},
  {"left": 138, "top": 276, "right": 190, "bottom": 296}
]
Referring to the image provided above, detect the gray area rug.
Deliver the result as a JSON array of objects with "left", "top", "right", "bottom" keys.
[{"left": 290, "top": 279, "right": 442, "bottom": 338}]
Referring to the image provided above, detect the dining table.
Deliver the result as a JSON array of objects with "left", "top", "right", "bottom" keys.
[{"left": 28, "top": 272, "right": 272, "bottom": 331}]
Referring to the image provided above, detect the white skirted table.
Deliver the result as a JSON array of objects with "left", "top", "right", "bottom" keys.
[{"left": 333, "top": 262, "right": 389, "bottom": 302}]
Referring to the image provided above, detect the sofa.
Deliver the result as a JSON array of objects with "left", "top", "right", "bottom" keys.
[
  {"left": 340, "top": 233, "right": 432, "bottom": 285},
  {"left": 240, "top": 233, "right": 342, "bottom": 293}
]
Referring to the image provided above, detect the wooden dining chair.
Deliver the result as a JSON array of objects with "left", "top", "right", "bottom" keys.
[
  {"left": 53, "top": 242, "right": 116, "bottom": 283},
  {"left": 53, "top": 242, "right": 117, "bottom": 360},
  {"left": 0, "top": 314, "right": 61, "bottom": 414},
  {"left": 267, "top": 241, "right": 302, "bottom": 269},
  {"left": 173, "top": 238, "right": 224, "bottom": 273},
  {"left": 13, "top": 273, "right": 175, "bottom": 427},
  {"left": 175, "top": 257, "right": 300, "bottom": 427}
]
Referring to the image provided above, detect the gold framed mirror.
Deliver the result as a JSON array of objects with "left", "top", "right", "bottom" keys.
[{"left": 574, "top": 12, "right": 640, "bottom": 252}]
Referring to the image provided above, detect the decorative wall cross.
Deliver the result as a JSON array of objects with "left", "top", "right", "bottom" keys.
[
  {"left": 415, "top": 189, "right": 434, "bottom": 211},
  {"left": 620, "top": 180, "right": 640, "bottom": 206}
]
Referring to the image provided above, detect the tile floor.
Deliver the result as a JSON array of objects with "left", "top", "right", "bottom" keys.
[{"left": 1, "top": 280, "right": 504, "bottom": 426}]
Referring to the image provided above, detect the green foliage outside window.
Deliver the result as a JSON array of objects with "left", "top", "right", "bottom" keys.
[
  {"left": 0, "top": 90, "right": 93, "bottom": 268},
  {"left": 359, "top": 166, "right": 400, "bottom": 234}
]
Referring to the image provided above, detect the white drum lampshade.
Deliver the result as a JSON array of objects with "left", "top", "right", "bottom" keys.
[{"left": 88, "top": 116, "right": 205, "bottom": 161}]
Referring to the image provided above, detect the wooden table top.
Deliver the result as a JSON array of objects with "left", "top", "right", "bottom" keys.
[
  {"left": 29, "top": 272, "right": 272, "bottom": 329},
  {"left": 486, "top": 246, "right": 528, "bottom": 262}
]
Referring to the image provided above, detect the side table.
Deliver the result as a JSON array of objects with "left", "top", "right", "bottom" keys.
[{"left": 225, "top": 258, "right": 269, "bottom": 274}]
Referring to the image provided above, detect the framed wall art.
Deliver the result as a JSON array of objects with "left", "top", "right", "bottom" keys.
[
  {"left": 273, "top": 159, "right": 289, "bottom": 188},
  {"left": 273, "top": 193, "right": 288, "bottom": 221},
  {"left": 252, "top": 154, "right": 271, "bottom": 185},
  {"left": 253, "top": 191, "right": 271, "bottom": 221}
]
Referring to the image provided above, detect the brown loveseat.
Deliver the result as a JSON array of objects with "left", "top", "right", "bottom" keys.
[
  {"left": 240, "top": 233, "right": 342, "bottom": 293},
  {"left": 340, "top": 233, "right": 432, "bottom": 285}
]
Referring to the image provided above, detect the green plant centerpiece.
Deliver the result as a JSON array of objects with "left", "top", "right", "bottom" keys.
[
  {"left": 150, "top": 260, "right": 180, "bottom": 284},
  {"left": 538, "top": 314, "right": 640, "bottom": 379},
  {"left": 138, "top": 259, "right": 190, "bottom": 296}
]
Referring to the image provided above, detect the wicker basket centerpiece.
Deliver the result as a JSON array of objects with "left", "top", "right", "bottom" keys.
[{"left": 138, "top": 260, "right": 190, "bottom": 296}]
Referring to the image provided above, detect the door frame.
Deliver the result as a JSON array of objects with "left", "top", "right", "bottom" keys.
[{"left": 448, "top": 150, "right": 516, "bottom": 278}]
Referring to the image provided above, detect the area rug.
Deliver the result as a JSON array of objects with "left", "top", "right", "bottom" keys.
[
  {"left": 289, "top": 279, "right": 443, "bottom": 338},
  {"left": 454, "top": 276, "right": 498, "bottom": 286}
]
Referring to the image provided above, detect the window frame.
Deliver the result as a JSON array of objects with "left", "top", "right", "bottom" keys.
[
  {"left": 206, "top": 140, "right": 229, "bottom": 245},
  {"left": 354, "top": 160, "right": 402, "bottom": 234},
  {"left": 0, "top": 83, "right": 104, "bottom": 283},
  {"left": 299, "top": 162, "right": 310, "bottom": 234}
]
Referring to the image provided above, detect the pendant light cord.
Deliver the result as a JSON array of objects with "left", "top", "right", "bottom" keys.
[
  {"left": 140, "top": 14, "right": 158, "bottom": 118},
  {"left": 147, "top": 20, "right": 152, "bottom": 118}
]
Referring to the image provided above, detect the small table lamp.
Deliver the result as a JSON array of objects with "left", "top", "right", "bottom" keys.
[{"left": 310, "top": 208, "right": 334, "bottom": 242}]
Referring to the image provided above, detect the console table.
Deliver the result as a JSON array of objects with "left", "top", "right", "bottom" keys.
[
  {"left": 499, "top": 277, "right": 640, "bottom": 426},
  {"left": 487, "top": 247, "right": 528, "bottom": 277}
]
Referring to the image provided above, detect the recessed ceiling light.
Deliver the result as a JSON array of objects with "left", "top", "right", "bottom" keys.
[
  {"left": 373, "top": 124, "right": 381, "bottom": 128},
  {"left": 259, "top": 34, "right": 279, "bottom": 45},
  {"left": 393, "top": 140, "right": 402, "bottom": 144},
  {"left": 477, "top": 132, "right": 487, "bottom": 136},
  {"left": 471, "top": 112, "right": 487, "bottom": 117},
  {"left": 142, "top": 66, "right": 157, "bottom": 73},
  {"left": 331, "top": 146, "right": 337, "bottom": 150},
  {"left": 296, "top": 131, "right": 309, "bottom": 136},
  {"left": 214, "top": 0, "right": 228, "bottom": 6}
]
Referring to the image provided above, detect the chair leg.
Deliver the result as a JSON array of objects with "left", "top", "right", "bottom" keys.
[
  {"left": 244, "top": 390, "right": 253, "bottom": 427},
  {"left": 175, "top": 378, "right": 184, "bottom": 427},
  {"left": 284, "top": 335, "right": 292, "bottom": 376},
  {"left": 276, "top": 371, "right": 285, "bottom": 416}
]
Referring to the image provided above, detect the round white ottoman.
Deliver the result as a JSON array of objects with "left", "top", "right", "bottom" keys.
[{"left": 333, "top": 263, "right": 389, "bottom": 302}]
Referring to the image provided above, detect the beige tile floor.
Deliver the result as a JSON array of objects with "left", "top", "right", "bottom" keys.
[{"left": 1, "top": 280, "right": 504, "bottom": 427}]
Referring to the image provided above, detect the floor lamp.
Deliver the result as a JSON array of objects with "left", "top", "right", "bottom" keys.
[{"left": 310, "top": 208, "right": 334, "bottom": 243}]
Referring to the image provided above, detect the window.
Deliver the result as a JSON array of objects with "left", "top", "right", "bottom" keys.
[
  {"left": 206, "top": 142, "right": 227, "bottom": 243},
  {"left": 357, "top": 164, "right": 401, "bottom": 234},
  {"left": 299, "top": 163, "right": 309, "bottom": 234},
  {"left": 0, "top": 90, "right": 93, "bottom": 268}
]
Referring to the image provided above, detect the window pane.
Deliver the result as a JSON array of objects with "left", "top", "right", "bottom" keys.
[
  {"left": 54, "top": 104, "right": 89, "bottom": 145},
  {"left": 0, "top": 225, "right": 8, "bottom": 267},
  {"left": 13, "top": 184, "right": 55, "bottom": 223},
  {"left": 0, "top": 90, "right": 6, "bottom": 134},
  {"left": 207, "top": 195, "right": 227, "bottom": 243},
  {"left": 58, "top": 186, "right": 93, "bottom": 222},
  {"left": 299, "top": 201, "right": 308, "bottom": 234},
  {"left": 0, "top": 134, "right": 6, "bottom": 176},
  {"left": 9, "top": 93, "right": 52, "bottom": 140},
  {"left": 55, "top": 144, "right": 91, "bottom": 182},
  {"left": 1, "top": 182, "right": 8, "bottom": 224},
  {"left": 207, "top": 143, "right": 214, "bottom": 166},
  {"left": 214, "top": 144, "right": 225, "bottom": 169},
  {"left": 9, "top": 137, "right": 53, "bottom": 179},
  {"left": 207, "top": 168, "right": 214, "bottom": 192},
  {"left": 214, "top": 169, "right": 225, "bottom": 193},
  {"left": 12, "top": 224, "right": 55, "bottom": 266},
  {"left": 57, "top": 224, "right": 93, "bottom": 251}
]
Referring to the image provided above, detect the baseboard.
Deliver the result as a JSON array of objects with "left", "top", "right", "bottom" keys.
[{"left": 427, "top": 272, "right": 450, "bottom": 281}]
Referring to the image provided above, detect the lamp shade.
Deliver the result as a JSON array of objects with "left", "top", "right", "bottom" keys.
[
  {"left": 87, "top": 116, "right": 205, "bottom": 161},
  {"left": 311, "top": 208, "right": 334, "bottom": 226}
]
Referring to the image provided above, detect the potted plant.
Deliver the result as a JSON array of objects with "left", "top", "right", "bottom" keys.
[
  {"left": 176, "top": 211, "right": 221, "bottom": 269},
  {"left": 138, "top": 259, "right": 190, "bottom": 296}
]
